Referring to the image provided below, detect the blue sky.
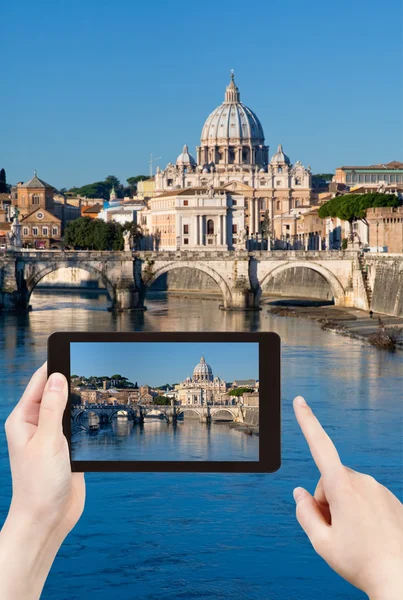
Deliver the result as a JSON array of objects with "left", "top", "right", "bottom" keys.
[
  {"left": 70, "top": 342, "right": 259, "bottom": 386},
  {"left": 2, "top": 0, "right": 402, "bottom": 189}
]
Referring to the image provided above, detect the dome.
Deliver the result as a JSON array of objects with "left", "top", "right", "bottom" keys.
[
  {"left": 200, "top": 73, "right": 265, "bottom": 146},
  {"left": 271, "top": 144, "right": 290, "bottom": 165},
  {"left": 192, "top": 355, "right": 213, "bottom": 381},
  {"left": 176, "top": 144, "right": 196, "bottom": 167}
]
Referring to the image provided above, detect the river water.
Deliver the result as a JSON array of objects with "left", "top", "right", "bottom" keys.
[
  {"left": 73, "top": 417, "right": 259, "bottom": 462},
  {"left": 0, "top": 290, "right": 402, "bottom": 600}
]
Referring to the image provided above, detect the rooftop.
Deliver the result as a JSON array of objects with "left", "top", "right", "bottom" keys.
[
  {"left": 20, "top": 171, "right": 54, "bottom": 189},
  {"left": 340, "top": 161, "right": 403, "bottom": 171}
]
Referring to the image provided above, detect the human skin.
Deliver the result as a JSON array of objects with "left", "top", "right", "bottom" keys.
[
  {"left": 293, "top": 395, "right": 403, "bottom": 600},
  {"left": 0, "top": 364, "right": 85, "bottom": 600}
]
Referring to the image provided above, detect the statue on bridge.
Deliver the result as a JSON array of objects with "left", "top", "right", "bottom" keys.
[
  {"left": 7, "top": 208, "right": 22, "bottom": 249},
  {"left": 123, "top": 229, "right": 132, "bottom": 252}
]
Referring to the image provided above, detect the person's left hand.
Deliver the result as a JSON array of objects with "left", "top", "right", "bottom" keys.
[{"left": 5, "top": 363, "right": 85, "bottom": 541}]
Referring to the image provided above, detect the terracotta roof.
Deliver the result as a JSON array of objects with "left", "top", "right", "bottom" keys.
[
  {"left": 82, "top": 204, "right": 102, "bottom": 213},
  {"left": 20, "top": 207, "right": 61, "bottom": 223},
  {"left": 20, "top": 172, "right": 54, "bottom": 188},
  {"left": 339, "top": 161, "right": 403, "bottom": 171}
]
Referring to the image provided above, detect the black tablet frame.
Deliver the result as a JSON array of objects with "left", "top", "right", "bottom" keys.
[{"left": 48, "top": 331, "right": 281, "bottom": 473}]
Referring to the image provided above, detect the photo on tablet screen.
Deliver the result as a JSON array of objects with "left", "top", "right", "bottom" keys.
[{"left": 70, "top": 342, "right": 259, "bottom": 462}]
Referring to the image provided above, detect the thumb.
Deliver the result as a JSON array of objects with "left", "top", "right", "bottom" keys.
[
  {"left": 37, "top": 373, "right": 68, "bottom": 439},
  {"left": 294, "top": 487, "right": 330, "bottom": 554}
]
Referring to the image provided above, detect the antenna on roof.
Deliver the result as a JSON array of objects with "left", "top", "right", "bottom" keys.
[{"left": 148, "top": 153, "right": 161, "bottom": 177}]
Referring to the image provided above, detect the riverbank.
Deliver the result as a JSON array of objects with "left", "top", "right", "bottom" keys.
[
  {"left": 230, "top": 423, "right": 259, "bottom": 436},
  {"left": 265, "top": 298, "right": 403, "bottom": 350}
]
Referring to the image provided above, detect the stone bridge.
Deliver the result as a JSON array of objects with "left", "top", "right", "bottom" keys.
[
  {"left": 72, "top": 403, "right": 251, "bottom": 424},
  {"left": 0, "top": 248, "right": 392, "bottom": 313}
]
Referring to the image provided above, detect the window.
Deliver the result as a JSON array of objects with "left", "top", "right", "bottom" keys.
[
  {"left": 167, "top": 179, "right": 173, "bottom": 186},
  {"left": 183, "top": 224, "right": 189, "bottom": 234},
  {"left": 276, "top": 180, "right": 281, "bottom": 186},
  {"left": 232, "top": 224, "right": 238, "bottom": 234},
  {"left": 32, "top": 194, "right": 40, "bottom": 205},
  {"left": 207, "top": 238, "right": 213, "bottom": 245},
  {"left": 277, "top": 201, "right": 281, "bottom": 210},
  {"left": 278, "top": 166, "right": 282, "bottom": 173},
  {"left": 52, "top": 227, "right": 58, "bottom": 236},
  {"left": 295, "top": 178, "right": 301, "bottom": 186},
  {"left": 32, "top": 227, "right": 38, "bottom": 236},
  {"left": 232, "top": 199, "right": 237, "bottom": 205},
  {"left": 23, "top": 227, "right": 29, "bottom": 236},
  {"left": 207, "top": 219, "right": 214, "bottom": 234},
  {"left": 184, "top": 238, "right": 189, "bottom": 245},
  {"left": 232, "top": 237, "right": 237, "bottom": 245},
  {"left": 42, "top": 227, "right": 48, "bottom": 236},
  {"left": 295, "top": 200, "right": 301, "bottom": 207},
  {"left": 183, "top": 200, "right": 188, "bottom": 206},
  {"left": 186, "top": 182, "right": 192, "bottom": 187},
  {"left": 346, "top": 174, "right": 352, "bottom": 183},
  {"left": 365, "top": 174, "right": 370, "bottom": 182}
]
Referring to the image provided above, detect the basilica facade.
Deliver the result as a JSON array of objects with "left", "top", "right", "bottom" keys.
[
  {"left": 176, "top": 355, "right": 228, "bottom": 406},
  {"left": 144, "top": 74, "right": 312, "bottom": 245}
]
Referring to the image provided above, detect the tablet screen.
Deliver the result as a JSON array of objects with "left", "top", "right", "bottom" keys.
[{"left": 70, "top": 342, "right": 260, "bottom": 462}]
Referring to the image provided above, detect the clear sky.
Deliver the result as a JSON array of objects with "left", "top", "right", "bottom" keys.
[
  {"left": 2, "top": 0, "right": 402, "bottom": 189},
  {"left": 70, "top": 342, "right": 259, "bottom": 386}
]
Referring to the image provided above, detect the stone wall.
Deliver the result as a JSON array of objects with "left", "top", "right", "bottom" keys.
[
  {"left": 243, "top": 407, "right": 259, "bottom": 427},
  {"left": 149, "top": 267, "right": 220, "bottom": 294},
  {"left": 36, "top": 267, "right": 104, "bottom": 289},
  {"left": 366, "top": 255, "right": 403, "bottom": 316},
  {"left": 262, "top": 266, "right": 333, "bottom": 300}
]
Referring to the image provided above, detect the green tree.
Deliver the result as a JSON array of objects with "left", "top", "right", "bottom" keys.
[
  {"left": 0, "top": 168, "right": 7, "bottom": 193},
  {"left": 261, "top": 210, "right": 271, "bottom": 240},
  {"left": 153, "top": 396, "right": 171, "bottom": 405},
  {"left": 318, "top": 192, "right": 400, "bottom": 227},
  {"left": 64, "top": 217, "right": 124, "bottom": 250},
  {"left": 228, "top": 387, "right": 254, "bottom": 397},
  {"left": 127, "top": 175, "right": 149, "bottom": 187},
  {"left": 312, "top": 173, "right": 333, "bottom": 186}
]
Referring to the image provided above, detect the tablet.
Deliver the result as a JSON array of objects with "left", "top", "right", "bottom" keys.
[{"left": 48, "top": 332, "right": 281, "bottom": 473}]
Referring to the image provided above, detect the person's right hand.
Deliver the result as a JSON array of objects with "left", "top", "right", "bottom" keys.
[{"left": 293, "top": 395, "right": 403, "bottom": 600}]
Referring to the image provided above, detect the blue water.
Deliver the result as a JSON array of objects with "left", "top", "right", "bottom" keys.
[{"left": 0, "top": 291, "right": 402, "bottom": 600}]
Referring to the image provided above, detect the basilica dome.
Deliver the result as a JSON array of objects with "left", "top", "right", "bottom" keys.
[
  {"left": 200, "top": 74, "right": 265, "bottom": 146},
  {"left": 192, "top": 355, "right": 213, "bottom": 381}
]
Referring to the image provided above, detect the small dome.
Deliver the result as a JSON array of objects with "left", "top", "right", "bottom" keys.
[
  {"left": 176, "top": 144, "right": 196, "bottom": 167},
  {"left": 192, "top": 355, "right": 213, "bottom": 381},
  {"left": 202, "top": 167, "right": 209, "bottom": 173},
  {"left": 271, "top": 144, "right": 290, "bottom": 165},
  {"left": 259, "top": 167, "right": 266, "bottom": 173}
]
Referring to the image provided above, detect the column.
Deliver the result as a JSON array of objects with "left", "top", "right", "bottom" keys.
[
  {"left": 250, "top": 198, "right": 255, "bottom": 235},
  {"left": 220, "top": 215, "right": 224, "bottom": 245},
  {"left": 199, "top": 216, "right": 204, "bottom": 246},
  {"left": 255, "top": 198, "right": 260, "bottom": 234}
]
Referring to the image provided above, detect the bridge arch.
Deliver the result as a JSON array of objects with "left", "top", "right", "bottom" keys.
[
  {"left": 25, "top": 261, "right": 116, "bottom": 303},
  {"left": 210, "top": 408, "right": 237, "bottom": 421},
  {"left": 144, "top": 261, "right": 233, "bottom": 308},
  {"left": 176, "top": 407, "right": 203, "bottom": 419},
  {"left": 258, "top": 261, "right": 346, "bottom": 305},
  {"left": 108, "top": 408, "right": 134, "bottom": 422}
]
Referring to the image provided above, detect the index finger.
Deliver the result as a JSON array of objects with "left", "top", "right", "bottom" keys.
[{"left": 293, "top": 396, "right": 343, "bottom": 476}]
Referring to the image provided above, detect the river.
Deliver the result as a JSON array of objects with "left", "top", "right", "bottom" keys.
[{"left": 0, "top": 290, "right": 402, "bottom": 600}]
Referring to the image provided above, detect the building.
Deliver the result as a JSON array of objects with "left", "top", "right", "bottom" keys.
[
  {"left": 366, "top": 207, "right": 403, "bottom": 253},
  {"left": 150, "top": 74, "right": 312, "bottom": 239},
  {"left": 333, "top": 161, "right": 403, "bottom": 187},
  {"left": 142, "top": 187, "right": 246, "bottom": 251},
  {"left": 15, "top": 172, "right": 55, "bottom": 218},
  {"left": 20, "top": 207, "right": 62, "bottom": 249},
  {"left": 81, "top": 204, "right": 102, "bottom": 219},
  {"left": 176, "top": 355, "right": 228, "bottom": 406},
  {"left": 98, "top": 202, "right": 142, "bottom": 226}
]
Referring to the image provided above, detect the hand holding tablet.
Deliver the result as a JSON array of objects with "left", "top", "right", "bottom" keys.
[{"left": 48, "top": 332, "right": 281, "bottom": 473}]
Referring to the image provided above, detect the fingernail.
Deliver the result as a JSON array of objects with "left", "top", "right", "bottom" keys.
[
  {"left": 294, "top": 396, "right": 307, "bottom": 407},
  {"left": 48, "top": 373, "right": 65, "bottom": 391},
  {"left": 293, "top": 487, "right": 306, "bottom": 503}
]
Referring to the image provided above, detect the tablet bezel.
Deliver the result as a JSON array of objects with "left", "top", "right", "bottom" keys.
[{"left": 48, "top": 331, "right": 281, "bottom": 473}]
